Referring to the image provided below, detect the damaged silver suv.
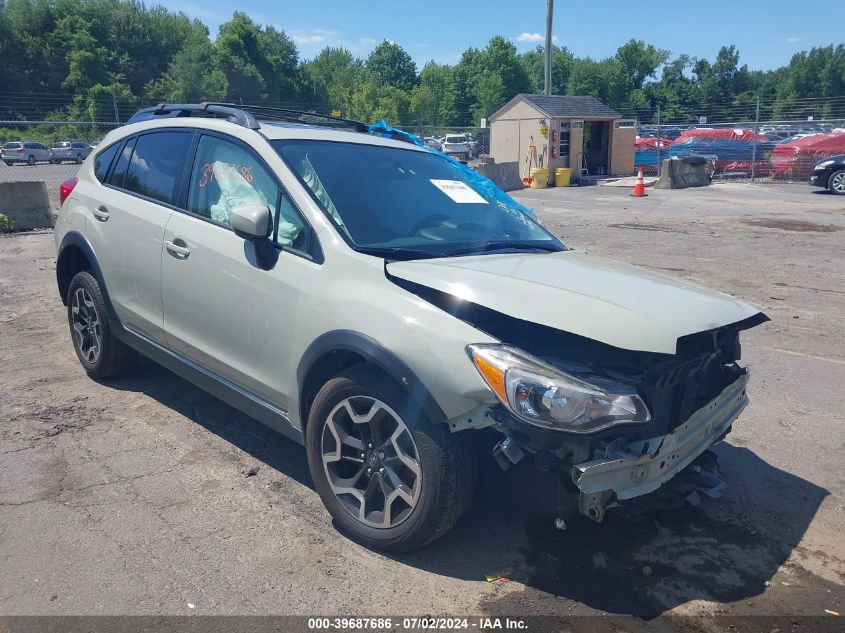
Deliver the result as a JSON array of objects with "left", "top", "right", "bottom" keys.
[{"left": 54, "top": 103, "right": 767, "bottom": 551}]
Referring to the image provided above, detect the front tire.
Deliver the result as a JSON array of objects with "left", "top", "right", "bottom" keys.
[
  {"left": 27, "top": 155, "right": 35, "bottom": 166},
  {"left": 829, "top": 169, "right": 845, "bottom": 195},
  {"left": 67, "top": 271, "right": 137, "bottom": 379},
  {"left": 306, "top": 365, "right": 477, "bottom": 552}
]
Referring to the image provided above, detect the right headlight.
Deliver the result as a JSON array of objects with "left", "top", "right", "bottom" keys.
[
  {"left": 815, "top": 160, "right": 835, "bottom": 170},
  {"left": 467, "top": 344, "right": 650, "bottom": 434}
]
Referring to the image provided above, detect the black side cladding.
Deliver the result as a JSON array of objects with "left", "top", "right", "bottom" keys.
[{"left": 389, "top": 273, "right": 769, "bottom": 439}]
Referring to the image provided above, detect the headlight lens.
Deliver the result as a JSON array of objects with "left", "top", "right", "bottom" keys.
[
  {"left": 467, "top": 344, "right": 650, "bottom": 433},
  {"left": 815, "top": 160, "right": 835, "bottom": 170}
]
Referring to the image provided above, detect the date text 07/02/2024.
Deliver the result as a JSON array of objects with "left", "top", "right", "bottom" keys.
[{"left": 307, "top": 617, "right": 528, "bottom": 630}]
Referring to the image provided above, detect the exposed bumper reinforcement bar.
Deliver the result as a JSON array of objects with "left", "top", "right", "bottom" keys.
[{"left": 572, "top": 373, "right": 749, "bottom": 521}]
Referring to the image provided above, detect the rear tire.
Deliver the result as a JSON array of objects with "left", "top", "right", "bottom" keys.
[
  {"left": 75, "top": 154, "right": 83, "bottom": 164},
  {"left": 305, "top": 365, "right": 477, "bottom": 552},
  {"left": 829, "top": 169, "right": 845, "bottom": 195},
  {"left": 27, "top": 155, "right": 34, "bottom": 166},
  {"left": 67, "top": 271, "right": 137, "bottom": 379}
]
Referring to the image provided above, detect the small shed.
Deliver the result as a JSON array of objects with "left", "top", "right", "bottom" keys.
[{"left": 488, "top": 94, "right": 636, "bottom": 183}]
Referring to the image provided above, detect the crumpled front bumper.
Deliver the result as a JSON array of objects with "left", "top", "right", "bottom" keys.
[{"left": 572, "top": 372, "right": 749, "bottom": 521}]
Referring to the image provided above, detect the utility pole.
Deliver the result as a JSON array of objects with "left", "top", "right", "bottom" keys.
[
  {"left": 544, "top": 0, "right": 554, "bottom": 95},
  {"left": 751, "top": 96, "right": 760, "bottom": 182},
  {"left": 111, "top": 94, "right": 120, "bottom": 123},
  {"left": 656, "top": 104, "right": 662, "bottom": 176}
]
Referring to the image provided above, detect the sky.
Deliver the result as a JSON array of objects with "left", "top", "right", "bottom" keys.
[{"left": 158, "top": 0, "right": 844, "bottom": 71}]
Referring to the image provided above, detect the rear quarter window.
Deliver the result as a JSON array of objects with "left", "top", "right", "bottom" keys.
[{"left": 93, "top": 143, "right": 120, "bottom": 183}]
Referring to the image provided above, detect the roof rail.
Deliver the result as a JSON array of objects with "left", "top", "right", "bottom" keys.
[
  {"left": 125, "top": 102, "right": 408, "bottom": 142},
  {"left": 126, "top": 103, "right": 260, "bottom": 129},
  {"left": 209, "top": 103, "right": 370, "bottom": 133}
]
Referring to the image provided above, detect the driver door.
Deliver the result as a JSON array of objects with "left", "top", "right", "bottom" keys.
[{"left": 161, "top": 132, "right": 318, "bottom": 409}]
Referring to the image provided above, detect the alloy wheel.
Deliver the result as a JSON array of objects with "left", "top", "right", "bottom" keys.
[
  {"left": 831, "top": 171, "right": 845, "bottom": 194},
  {"left": 71, "top": 287, "right": 102, "bottom": 364},
  {"left": 321, "top": 396, "right": 421, "bottom": 529}
]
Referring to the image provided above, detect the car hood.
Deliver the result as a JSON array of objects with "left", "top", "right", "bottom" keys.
[{"left": 386, "top": 251, "right": 763, "bottom": 354}]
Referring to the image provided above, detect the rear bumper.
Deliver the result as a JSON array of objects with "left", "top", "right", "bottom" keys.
[{"left": 572, "top": 372, "right": 748, "bottom": 521}]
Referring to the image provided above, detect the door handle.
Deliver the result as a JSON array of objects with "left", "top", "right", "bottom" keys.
[
  {"left": 165, "top": 239, "right": 191, "bottom": 258},
  {"left": 92, "top": 206, "right": 109, "bottom": 222}
]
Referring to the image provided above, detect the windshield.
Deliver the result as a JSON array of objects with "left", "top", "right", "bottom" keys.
[
  {"left": 444, "top": 136, "right": 466, "bottom": 143},
  {"left": 273, "top": 140, "right": 563, "bottom": 260},
  {"left": 52, "top": 142, "right": 70, "bottom": 148},
  {"left": 3, "top": 142, "right": 21, "bottom": 149}
]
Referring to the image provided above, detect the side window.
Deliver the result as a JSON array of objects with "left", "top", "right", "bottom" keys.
[
  {"left": 109, "top": 138, "right": 135, "bottom": 188},
  {"left": 123, "top": 131, "right": 191, "bottom": 205},
  {"left": 93, "top": 143, "right": 120, "bottom": 183},
  {"left": 187, "top": 135, "right": 306, "bottom": 248}
]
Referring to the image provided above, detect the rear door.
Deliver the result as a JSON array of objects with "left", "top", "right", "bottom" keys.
[
  {"left": 161, "top": 132, "right": 319, "bottom": 406},
  {"left": 85, "top": 129, "right": 194, "bottom": 343}
]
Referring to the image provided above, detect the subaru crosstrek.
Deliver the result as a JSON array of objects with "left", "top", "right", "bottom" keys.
[{"left": 54, "top": 103, "right": 767, "bottom": 551}]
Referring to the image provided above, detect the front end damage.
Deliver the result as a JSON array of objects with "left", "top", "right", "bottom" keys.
[
  {"left": 571, "top": 373, "right": 747, "bottom": 521},
  {"left": 389, "top": 271, "right": 769, "bottom": 524},
  {"left": 477, "top": 367, "right": 749, "bottom": 524}
]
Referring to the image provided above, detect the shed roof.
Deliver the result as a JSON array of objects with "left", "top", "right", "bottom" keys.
[{"left": 489, "top": 94, "right": 622, "bottom": 121}]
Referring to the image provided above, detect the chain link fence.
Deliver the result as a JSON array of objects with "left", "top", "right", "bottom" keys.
[
  {"left": 622, "top": 96, "right": 845, "bottom": 183},
  {"left": 3, "top": 92, "right": 844, "bottom": 208},
  {"left": 631, "top": 118, "right": 845, "bottom": 183}
]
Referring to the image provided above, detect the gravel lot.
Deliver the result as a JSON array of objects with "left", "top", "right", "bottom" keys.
[{"left": 0, "top": 181, "right": 843, "bottom": 629}]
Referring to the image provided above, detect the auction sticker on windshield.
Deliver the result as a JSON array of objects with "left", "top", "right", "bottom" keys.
[{"left": 430, "top": 179, "right": 488, "bottom": 204}]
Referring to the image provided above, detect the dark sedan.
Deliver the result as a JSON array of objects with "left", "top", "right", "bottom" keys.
[{"left": 809, "top": 155, "right": 845, "bottom": 195}]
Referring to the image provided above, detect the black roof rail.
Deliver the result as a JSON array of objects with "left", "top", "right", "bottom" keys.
[
  {"left": 125, "top": 101, "right": 391, "bottom": 139},
  {"left": 206, "top": 103, "right": 370, "bottom": 133},
  {"left": 126, "top": 102, "right": 260, "bottom": 129}
]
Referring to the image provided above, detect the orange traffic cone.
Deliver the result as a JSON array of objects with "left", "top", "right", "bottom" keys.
[{"left": 631, "top": 166, "right": 647, "bottom": 197}]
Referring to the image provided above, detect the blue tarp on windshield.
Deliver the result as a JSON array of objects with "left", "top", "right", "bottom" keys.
[{"left": 368, "top": 120, "right": 536, "bottom": 219}]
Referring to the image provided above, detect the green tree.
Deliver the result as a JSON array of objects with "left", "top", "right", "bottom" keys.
[
  {"left": 615, "top": 39, "right": 670, "bottom": 89},
  {"left": 476, "top": 36, "right": 531, "bottom": 99},
  {"left": 366, "top": 41, "right": 417, "bottom": 92},
  {"left": 214, "top": 12, "right": 299, "bottom": 103},
  {"left": 567, "top": 57, "right": 633, "bottom": 110},
  {"left": 145, "top": 21, "right": 227, "bottom": 102},
  {"left": 60, "top": 15, "right": 110, "bottom": 93},
  {"left": 410, "top": 62, "right": 457, "bottom": 126},
  {"left": 300, "top": 47, "right": 364, "bottom": 112},
  {"left": 519, "top": 45, "right": 573, "bottom": 94}
]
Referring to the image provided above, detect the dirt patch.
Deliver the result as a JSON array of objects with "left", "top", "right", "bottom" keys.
[
  {"left": 608, "top": 223, "right": 689, "bottom": 234},
  {"left": 742, "top": 219, "right": 843, "bottom": 232},
  {"left": 3, "top": 396, "right": 101, "bottom": 441}
]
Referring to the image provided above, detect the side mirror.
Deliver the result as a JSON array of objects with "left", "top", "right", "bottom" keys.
[{"left": 231, "top": 204, "right": 271, "bottom": 240}]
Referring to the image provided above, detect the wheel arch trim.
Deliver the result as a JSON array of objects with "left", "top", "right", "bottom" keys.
[
  {"left": 56, "top": 231, "right": 116, "bottom": 318},
  {"left": 297, "top": 330, "right": 447, "bottom": 429}
]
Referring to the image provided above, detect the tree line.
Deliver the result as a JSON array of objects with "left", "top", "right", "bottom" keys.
[{"left": 1, "top": 0, "right": 843, "bottom": 128}]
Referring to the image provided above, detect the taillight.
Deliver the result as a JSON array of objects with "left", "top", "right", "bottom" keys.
[{"left": 59, "top": 177, "right": 78, "bottom": 206}]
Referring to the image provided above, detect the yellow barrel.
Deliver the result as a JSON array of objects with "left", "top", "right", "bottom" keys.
[
  {"left": 554, "top": 167, "right": 571, "bottom": 187},
  {"left": 529, "top": 167, "right": 548, "bottom": 189}
]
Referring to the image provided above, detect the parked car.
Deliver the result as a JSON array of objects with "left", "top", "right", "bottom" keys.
[
  {"left": 423, "top": 136, "right": 441, "bottom": 150},
  {"left": 441, "top": 134, "right": 471, "bottom": 160},
  {"left": 50, "top": 141, "right": 93, "bottom": 164},
  {"left": 809, "top": 155, "right": 845, "bottom": 195},
  {"left": 2, "top": 141, "right": 50, "bottom": 165},
  {"left": 54, "top": 103, "right": 768, "bottom": 551}
]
